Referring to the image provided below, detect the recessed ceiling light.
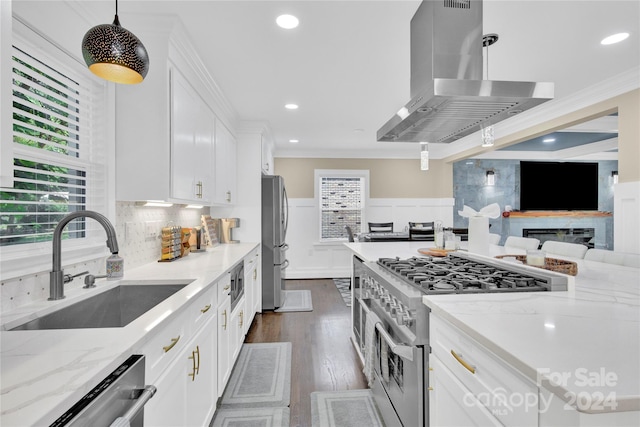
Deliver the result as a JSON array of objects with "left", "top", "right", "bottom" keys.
[
  {"left": 289, "top": 139, "right": 299, "bottom": 143},
  {"left": 542, "top": 138, "right": 556, "bottom": 143},
  {"left": 276, "top": 14, "right": 299, "bottom": 29},
  {"left": 601, "top": 32, "right": 629, "bottom": 45},
  {"left": 285, "top": 103, "right": 299, "bottom": 110}
]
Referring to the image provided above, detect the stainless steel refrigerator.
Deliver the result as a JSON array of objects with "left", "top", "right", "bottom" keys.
[{"left": 261, "top": 175, "right": 289, "bottom": 310}]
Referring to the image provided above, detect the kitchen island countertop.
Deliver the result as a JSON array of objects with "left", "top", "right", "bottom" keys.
[
  {"left": 345, "top": 242, "right": 640, "bottom": 416},
  {"left": 0, "top": 242, "right": 258, "bottom": 427}
]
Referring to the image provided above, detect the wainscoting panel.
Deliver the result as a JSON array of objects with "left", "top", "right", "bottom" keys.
[
  {"left": 284, "top": 198, "right": 454, "bottom": 279},
  {"left": 614, "top": 181, "right": 640, "bottom": 254}
]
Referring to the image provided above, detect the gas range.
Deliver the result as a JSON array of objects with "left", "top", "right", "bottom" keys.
[
  {"left": 354, "top": 251, "right": 570, "bottom": 427},
  {"left": 378, "top": 252, "right": 569, "bottom": 294},
  {"left": 358, "top": 251, "right": 569, "bottom": 347}
]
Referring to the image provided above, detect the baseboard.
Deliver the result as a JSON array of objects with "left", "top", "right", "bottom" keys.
[{"left": 284, "top": 268, "right": 350, "bottom": 279}]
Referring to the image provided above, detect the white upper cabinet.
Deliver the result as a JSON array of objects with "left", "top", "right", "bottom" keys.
[
  {"left": 214, "top": 120, "right": 237, "bottom": 205},
  {"left": 115, "top": 21, "right": 237, "bottom": 205},
  {"left": 170, "top": 66, "right": 215, "bottom": 203},
  {"left": 261, "top": 135, "right": 274, "bottom": 175}
]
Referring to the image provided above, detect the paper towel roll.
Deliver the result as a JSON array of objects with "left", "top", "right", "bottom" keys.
[{"left": 468, "top": 216, "right": 490, "bottom": 255}]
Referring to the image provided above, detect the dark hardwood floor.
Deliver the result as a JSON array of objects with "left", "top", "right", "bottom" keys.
[{"left": 245, "top": 279, "right": 367, "bottom": 427}]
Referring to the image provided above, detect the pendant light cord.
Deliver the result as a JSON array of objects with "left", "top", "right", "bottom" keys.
[{"left": 113, "top": 0, "right": 121, "bottom": 27}]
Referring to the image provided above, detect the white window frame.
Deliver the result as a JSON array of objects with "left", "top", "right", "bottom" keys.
[
  {"left": 0, "top": 17, "right": 115, "bottom": 280},
  {"left": 315, "top": 169, "right": 369, "bottom": 242}
]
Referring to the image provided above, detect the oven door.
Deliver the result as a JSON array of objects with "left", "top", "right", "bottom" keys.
[{"left": 372, "top": 323, "right": 425, "bottom": 427}]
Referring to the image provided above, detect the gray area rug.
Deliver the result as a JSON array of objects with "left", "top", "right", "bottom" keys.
[
  {"left": 221, "top": 342, "right": 292, "bottom": 408},
  {"left": 310, "top": 389, "right": 384, "bottom": 427},
  {"left": 275, "top": 290, "right": 313, "bottom": 312},
  {"left": 333, "top": 278, "right": 351, "bottom": 307},
  {"left": 210, "top": 407, "right": 290, "bottom": 427}
]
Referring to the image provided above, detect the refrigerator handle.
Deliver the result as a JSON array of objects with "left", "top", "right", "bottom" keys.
[{"left": 283, "top": 185, "right": 289, "bottom": 241}]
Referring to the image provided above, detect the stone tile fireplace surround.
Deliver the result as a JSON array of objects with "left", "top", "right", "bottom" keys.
[{"left": 453, "top": 159, "right": 617, "bottom": 249}]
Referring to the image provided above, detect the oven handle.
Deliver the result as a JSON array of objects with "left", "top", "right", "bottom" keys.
[
  {"left": 359, "top": 298, "right": 414, "bottom": 362},
  {"left": 109, "top": 385, "right": 157, "bottom": 427},
  {"left": 375, "top": 323, "right": 414, "bottom": 362}
]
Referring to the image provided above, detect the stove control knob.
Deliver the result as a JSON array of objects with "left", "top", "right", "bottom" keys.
[
  {"left": 402, "top": 310, "right": 415, "bottom": 328},
  {"left": 385, "top": 297, "right": 397, "bottom": 312},
  {"left": 394, "top": 306, "right": 404, "bottom": 323}
]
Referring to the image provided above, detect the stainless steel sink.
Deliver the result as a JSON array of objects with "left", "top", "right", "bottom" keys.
[{"left": 9, "top": 283, "right": 189, "bottom": 331}]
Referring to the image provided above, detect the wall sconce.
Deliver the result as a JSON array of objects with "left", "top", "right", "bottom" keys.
[
  {"left": 612, "top": 171, "right": 618, "bottom": 184},
  {"left": 420, "top": 142, "right": 429, "bottom": 171},
  {"left": 481, "top": 125, "right": 495, "bottom": 147},
  {"left": 486, "top": 170, "right": 495, "bottom": 186}
]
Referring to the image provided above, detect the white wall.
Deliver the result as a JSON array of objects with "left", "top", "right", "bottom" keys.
[
  {"left": 613, "top": 181, "right": 640, "bottom": 254},
  {"left": 285, "top": 197, "right": 454, "bottom": 279}
]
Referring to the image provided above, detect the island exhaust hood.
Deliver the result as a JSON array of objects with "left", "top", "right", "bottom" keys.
[{"left": 377, "top": 0, "right": 554, "bottom": 144}]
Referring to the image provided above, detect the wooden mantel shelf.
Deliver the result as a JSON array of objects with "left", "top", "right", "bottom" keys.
[{"left": 505, "top": 211, "right": 612, "bottom": 218}]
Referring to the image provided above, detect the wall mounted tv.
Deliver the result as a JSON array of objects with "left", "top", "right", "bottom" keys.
[{"left": 519, "top": 161, "right": 599, "bottom": 211}]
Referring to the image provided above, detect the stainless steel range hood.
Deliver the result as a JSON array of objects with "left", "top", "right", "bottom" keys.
[{"left": 377, "top": 0, "right": 554, "bottom": 144}]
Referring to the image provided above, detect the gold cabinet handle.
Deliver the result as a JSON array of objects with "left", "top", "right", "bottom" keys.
[
  {"left": 451, "top": 350, "right": 476, "bottom": 374},
  {"left": 222, "top": 309, "right": 228, "bottom": 330},
  {"left": 223, "top": 285, "right": 230, "bottom": 292},
  {"left": 428, "top": 387, "right": 434, "bottom": 391},
  {"left": 200, "top": 304, "right": 211, "bottom": 313},
  {"left": 188, "top": 350, "right": 197, "bottom": 381},
  {"left": 253, "top": 269, "right": 257, "bottom": 280},
  {"left": 239, "top": 310, "right": 244, "bottom": 327},
  {"left": 163, "top": 336, "right": 180, "bottom": 353},
  {"left": 194, "top": 345, "right": 200, "bottom": 375}
]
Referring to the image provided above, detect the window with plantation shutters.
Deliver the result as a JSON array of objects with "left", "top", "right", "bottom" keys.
[
  {"left": 316, "top": 170, "right": 368, "bottom": 241},
  {"left": 1, "top": 26, "right": 107, "bottom": 248}
]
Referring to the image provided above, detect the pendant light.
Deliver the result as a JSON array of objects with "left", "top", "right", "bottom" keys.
[
  {"left": 479, "top": 34, "right": 498, "bottom": 147},
  {"left": 420, "top": 143, "right": 429, "bottom": 171},
  {"left": 81, "top": 0, "right": 149, "bottom": 84}
]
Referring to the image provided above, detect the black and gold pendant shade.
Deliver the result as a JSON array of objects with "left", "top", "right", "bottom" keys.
[{"left": 82, "top": 13, "right": 149, "bottom": 84}]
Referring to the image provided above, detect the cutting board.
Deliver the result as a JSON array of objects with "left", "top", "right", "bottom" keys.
[{"left": 417, "top": 248, "right": 452, "bottom": 257}]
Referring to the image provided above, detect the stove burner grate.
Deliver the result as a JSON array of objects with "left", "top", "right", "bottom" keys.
[{"left": 378, "top": 255, "right": 548, "bottom": 294}]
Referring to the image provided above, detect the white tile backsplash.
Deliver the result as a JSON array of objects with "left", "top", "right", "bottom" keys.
[{"left": 1, "top": 202, "right": 209, "bottom": 312}]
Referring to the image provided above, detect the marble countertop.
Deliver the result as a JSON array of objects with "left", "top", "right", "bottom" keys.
[
  {"left": 0, "top": 242, "right": 258, "bottom": 427},
  {"left": 345, "top": 242, "right": 640, "bottom": 414}
]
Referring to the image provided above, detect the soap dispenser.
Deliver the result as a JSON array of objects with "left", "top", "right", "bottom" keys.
[{"left": 106, "top": 253, "right": 124, "bottom": 279}]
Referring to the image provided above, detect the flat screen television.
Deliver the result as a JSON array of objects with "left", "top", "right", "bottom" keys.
[{"left": 519, "top": 161, "right": 599, "bottom": 211}]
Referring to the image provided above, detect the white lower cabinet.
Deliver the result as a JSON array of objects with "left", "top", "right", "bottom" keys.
[
  {"left": 144, "top": 317, "right": 217, "bottom": 427},
  {"left": 185, "top": 321, "right": 217, "bottom": 427},
  {"left": 144, "top": 348, "right": 186, "bottom": 427},
  {"left": 142, "top": 285, "right": 217, "bottom": 427},
  {"left": 430, "top": 354, "right": 502, "bottom": 426},
  {"left": 229, "top": 297, "right": 246, "bottom": 364},
  {"left": 429, "top": 314, "right": 537, "bottom": 427},
  {"left": 217, "top": 295, "right": 232, "bottom": 396}
]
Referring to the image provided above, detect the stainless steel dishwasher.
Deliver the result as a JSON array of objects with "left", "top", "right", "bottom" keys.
[{"left": 50, "top": 355, "right": 156, "bottom": 427}]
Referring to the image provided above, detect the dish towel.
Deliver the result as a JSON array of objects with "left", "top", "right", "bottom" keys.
[
  {"left": 380, "top": 336, "right": 390, "bottom": 384},
  {"left": 363, "top": 309, "right": 381, "bottom": 387}
]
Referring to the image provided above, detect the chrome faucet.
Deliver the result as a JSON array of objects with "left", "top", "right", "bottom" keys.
[{"left": 50, "top": 210, "right": 119, "bottom": 300}]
